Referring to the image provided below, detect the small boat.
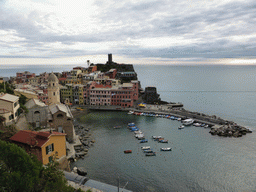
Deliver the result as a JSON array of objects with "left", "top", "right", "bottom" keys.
[
  {"left": 124, "top": 150, "right": 132, "bottom": 154},
  {"left": 134, "top": 130, "right": 143, "bottom": 134},
  {"left": 128, "top": 123, "right": 135, "bottom": 127},
  {"left": 140, "top": 139, "right": 148, "bottom": 143},
  {"left": 177, "top": 118, "right": 182, "bottom": 121},
  {"left": 159, "top": 140, "right": 168, "bottom": 143},
  {"left": 182, "top": 118, "right": 194, "bottom": 126},
  {"left": 154, "top": 137, "right": 164, "bottom": 141},
  {"left": 193, "top": 123, "right": 201, "bottom": 127},
  {"left": 128, "top": 111, "right": 134, "bottom": 115},
  {"left": 144, "top": 149, "right": 154, "bottom": 153},
  {"left": 114, "top": 126, "right": 121, "bottom": 129},
  {"left": 152, "top": 136, "right": 162, "bottom": 139},
  {"left": 169, "top": 116, "right": 176, "bottom": 120},
  {"left": 141, "top": 146, "right": 150, "bottom": 150},
  {"left": 160, "top": 148, "right": 172, "bottom": 151},
  {"left": 145, "top": 152, "right": 156, "bottom": 156},
  {"left": 178, "top": 125, "right": 184, "bottom": 129},
  {"left": 204, "top": 125, "right": 209, "bottom": 128}
]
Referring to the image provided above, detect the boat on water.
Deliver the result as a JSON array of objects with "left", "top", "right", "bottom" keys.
[
  {"left": 145, "top": 152, "right": 156, "bottom": 156},
  {"left": 114, "top": 126, "right": 121, "bottom": 129},
  {"left": 140, "top": 139, "right": 148, "bottom": 143},
  {"left": 193, "top": 123, "right": 201, "bottom": 127},
  {"left": 128, "top": 123, "right": 135, "bottom": 127},
  {"left": 144, "top": 149, "right": 154, "bottom": 153},
  {"left": 127, "top": 111, "right": 134, "bottom": 115},
  {"left": 182, "top": 118, "right": 194, "bottom": 126},
  {"left": 152, "top": 136, "right": 162, "bottom": 139},
  {"left": 159, "top": 140, "right": 168, "bottom": 143},
  {"left": 177, "top": 118, "right": 182, "bottom": 121},
  {"left": 124, "top": 150, "right": 132, "bottom": 154},
  {"left": 134, "top": 130, "right": 143, "bottom": 134},
  {"left": 178, "top": 125, "right": 184, "bottom": 129},
  {"left": 160, "top": 148, "right": 172, "bottom": 151},
  {"left": 141, "top": 146, "right": 150, "bottom": 150}
]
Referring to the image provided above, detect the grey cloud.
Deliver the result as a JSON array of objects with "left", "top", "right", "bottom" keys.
[{"left": 1, "top": 0, "right": 256, "bottom": 60}]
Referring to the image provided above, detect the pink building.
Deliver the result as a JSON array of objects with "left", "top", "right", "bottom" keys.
[
  {"left": 90, "top": 85, "right": 112, "bottom": 106},
  {"left": 111, "top": 83, "right": 135, "bottom": 108}
]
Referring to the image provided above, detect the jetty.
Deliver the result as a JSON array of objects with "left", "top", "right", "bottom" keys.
[{"left": 88, "top": 103, "right": 252, "bottom": 138}]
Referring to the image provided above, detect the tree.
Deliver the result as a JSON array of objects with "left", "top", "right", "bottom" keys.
[
  {"left": 0, "top": 140, "right": 76, "bottom": 192},
  {"left": 0, "top": 140, "right": 42, "bottom": 192}
]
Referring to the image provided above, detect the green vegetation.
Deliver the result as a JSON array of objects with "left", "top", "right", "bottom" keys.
[
  {"left": 0, "top": 140, "right": 79, "bottom": 192},
  {"left": 0, "top": 82, "right": 14, "bottom": 94},
  {"left": 19, "top": 94, "right": 29, "bottom": 114}
]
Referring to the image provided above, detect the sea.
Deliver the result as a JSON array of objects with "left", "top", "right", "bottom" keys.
[{"left": 1, "top": 64, "right": 256, "bottom": 192}]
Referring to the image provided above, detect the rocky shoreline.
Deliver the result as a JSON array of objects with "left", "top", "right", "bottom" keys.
[{"left": 73, "top": 124, "right": 95, "bottom": 159}]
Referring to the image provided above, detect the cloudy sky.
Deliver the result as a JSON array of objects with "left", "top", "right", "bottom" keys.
[{"left": 1, "top": 0, "right": 256, "bottom": 65}]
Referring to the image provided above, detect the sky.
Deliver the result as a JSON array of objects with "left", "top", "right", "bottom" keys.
[{"left": 1, "top": 0, "right": 256, "bottom": 65}]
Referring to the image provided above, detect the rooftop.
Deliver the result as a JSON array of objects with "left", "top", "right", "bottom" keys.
[
  {"left": 10, "top": 130, "right": 66, "bottom": 148},
  {"left": 0, "top": 93, "right": 19, "bottom": 103}
]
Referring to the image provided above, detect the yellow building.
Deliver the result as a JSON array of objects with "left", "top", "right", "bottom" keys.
[{"left": 10, "top": 130, "right": 66, "bottom": 165}]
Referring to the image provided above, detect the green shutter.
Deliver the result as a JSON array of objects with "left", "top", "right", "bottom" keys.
[{"left": 46, "top": 146, "right": 49, "bottom": 155}]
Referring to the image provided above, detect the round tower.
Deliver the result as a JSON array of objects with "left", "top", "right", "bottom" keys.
[{"left": 47, "top": 73, "right": 60, "bottom": 105}]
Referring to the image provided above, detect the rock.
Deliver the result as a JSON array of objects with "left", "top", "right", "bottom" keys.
[{"left": 77, "top": 167, "right": 87, "bottom": 176}]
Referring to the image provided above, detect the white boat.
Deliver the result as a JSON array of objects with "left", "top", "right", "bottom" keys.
[
  {"left": 177, "top": 118, "right": 182, "bottom": 121},
  {"left": 182, "top": 118, "right": 194, "bottom": 126},
  {"left": 152, "top": 136, "right": 162, "bottom": 139},
  {"left": 160, "top": 147, "right": 172, "bottom": 151},
  {"left": 128, "top": 111, "right": 134, "bottom": 115},
  {"left": 141, "top": 146, "right": 150, "bottom": 150},
  {"left": 178, "top": 125, "right": 184, "bottom": 129},
  {"left": 193, "top": 123, "right": 201, "bottom": 127}
]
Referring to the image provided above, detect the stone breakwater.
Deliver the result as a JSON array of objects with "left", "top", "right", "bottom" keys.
[
  {"left": 130, "top": 104, "right": 253, "bottom": 138},
  {"left": 209, "top": 124, "right": 252, "bottom": 137},
  {"left": 73, "top": 124, "right": 95, "bottom": 159}
]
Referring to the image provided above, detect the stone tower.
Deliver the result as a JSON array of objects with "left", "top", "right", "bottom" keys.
[{"left": 47, "top": 73, "right": 60, "bottom": 105}]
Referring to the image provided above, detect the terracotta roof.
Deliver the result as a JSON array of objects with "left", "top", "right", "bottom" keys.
[{"left": 10, "top": 130, "right": 66, "bottom": 148}]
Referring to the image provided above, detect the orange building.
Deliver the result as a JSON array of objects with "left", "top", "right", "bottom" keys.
[{"left": 10, "top": 130, "right": 66, "bottom": 165}]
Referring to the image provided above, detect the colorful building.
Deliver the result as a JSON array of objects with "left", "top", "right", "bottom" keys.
[{"left": 10, "top": 130, "right": 66, "bottom": 165}]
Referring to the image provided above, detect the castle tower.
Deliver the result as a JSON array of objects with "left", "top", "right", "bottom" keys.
[
  {"left": 47, "top": 73, "right": 60, "bottom": 105},
  {"left": 108, "top": 53, "right": 112, "bottom": 65}
]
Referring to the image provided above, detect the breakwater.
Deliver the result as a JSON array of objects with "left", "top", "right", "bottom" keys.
[{"left": 88, "top": 103, "right": 252, "bottom": 138}]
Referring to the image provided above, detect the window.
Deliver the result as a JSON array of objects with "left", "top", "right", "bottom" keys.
[
  {"left": 34, "top": 111, "right": 40, "bottom": 114},
  {"left": 46, "top": 143, "right": 54, "bottom": 155},
  {"left": 57, "top": 114, "right": 63, "bottom": 118}
]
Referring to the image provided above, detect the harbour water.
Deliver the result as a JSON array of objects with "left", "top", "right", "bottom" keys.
[
  {"left": 1, "top": 64, "right": 256, "bottom": 191},
  {"left": 71, "top": 65, "right": 256, "bottom": 192}
]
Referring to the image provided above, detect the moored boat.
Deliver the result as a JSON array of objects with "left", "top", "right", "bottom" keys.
[
  {"left": 140, "top": 139, "right": 148, "bottom": 143},
  {"left": 160, "top": 148, "right": 172, "bottom": 151},
  {"left": 124, "top": 150, "right": 132, "bottom": 154},
  {"left": 144, "top": 149, "right": 154, "bottom": 153},
  {"left": 114, "top": 126, "right": 121, "bottom": 129},
  {"left": 141, "top": 146, "right": 150, "bottom": 150},
  {"left": 178, "top": 125, "right": 184, "bottom": 129},
  {"left": 128, "top": 111, "right": 134, "bottom": 115},
  {"left": 145, "top": 152, "right": 156, "bottom": 156},
  {"left": 182, "top": 118, "right": 194, "bottom": 126},
  {"left": 152, "top": 136, "right": 162, "bottom": 139},
  {"left": 159, "top": 139, "right": 168, "bottom": 143}
]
